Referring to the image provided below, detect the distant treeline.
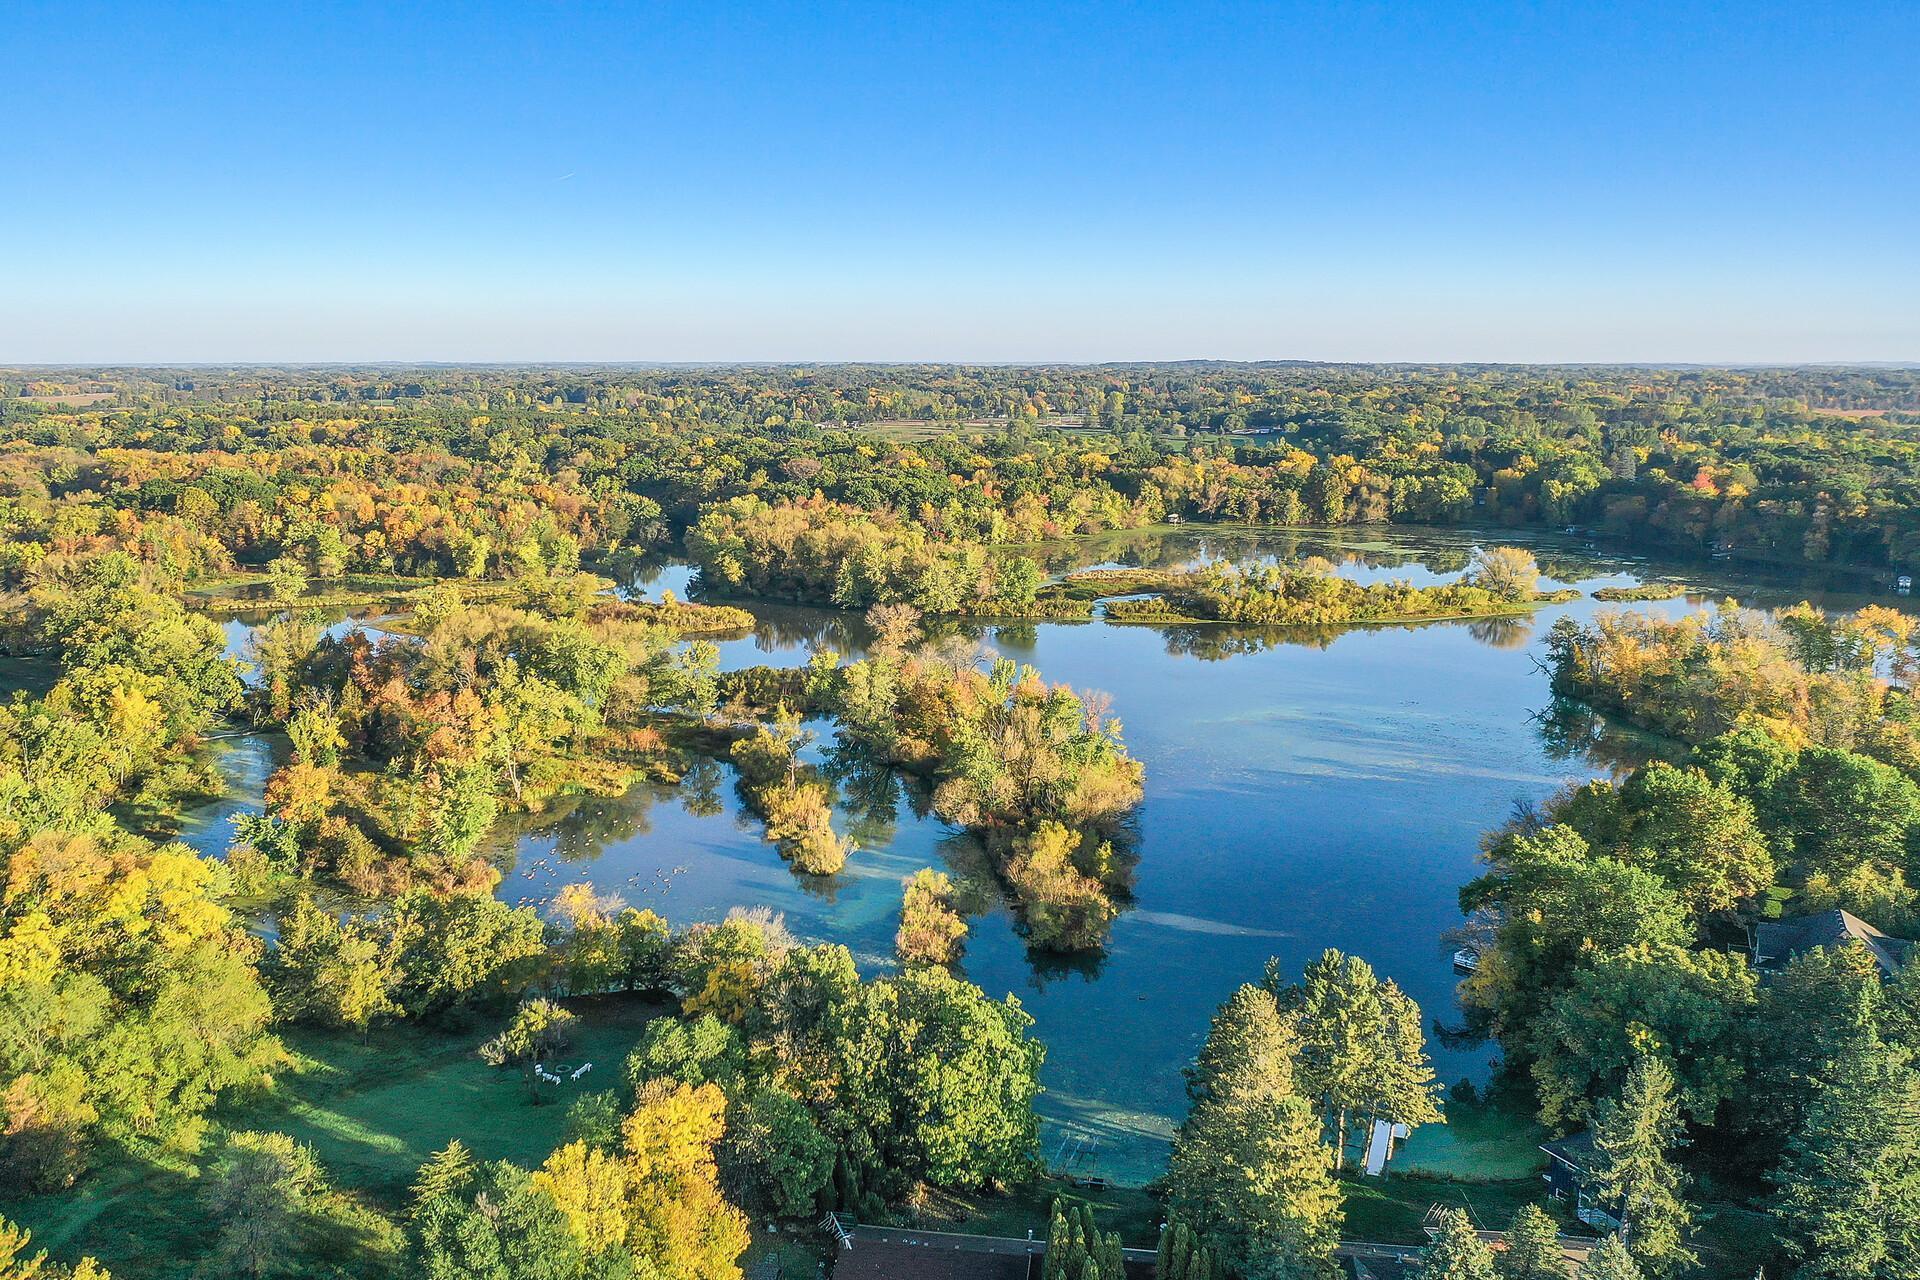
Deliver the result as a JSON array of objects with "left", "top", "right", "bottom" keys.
[{"left": 2, "top": 365, "right": 1920, "bottom": 581}]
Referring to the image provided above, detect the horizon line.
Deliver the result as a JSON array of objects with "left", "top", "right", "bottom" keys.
[{"left": 8, "top": 358, "right": 1919, "bottom": 371}]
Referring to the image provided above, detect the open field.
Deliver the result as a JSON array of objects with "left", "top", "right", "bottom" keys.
[{"left": 17, "top": 391, "right": 116, "bottom": 405}]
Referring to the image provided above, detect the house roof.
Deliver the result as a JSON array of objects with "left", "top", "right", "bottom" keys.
[
  {"left": 1754, "top": 909, "right": 1914, "bottom": 977},
  {"left": 1539, "top": 1130, "right": 1597, "bottom": 1171}
]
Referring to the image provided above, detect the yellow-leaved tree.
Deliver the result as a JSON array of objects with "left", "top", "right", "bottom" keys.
[{"left": 621, "top": 1080, "right": 749, "bottom": 1280}]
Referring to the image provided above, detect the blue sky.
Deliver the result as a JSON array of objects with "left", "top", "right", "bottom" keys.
[{"left": 4, "top": 1, "right": 1916, "bottom": 362}]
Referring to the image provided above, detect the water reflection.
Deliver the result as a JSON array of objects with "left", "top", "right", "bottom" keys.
[
  {"left": 1153, "top": 611, "right": 1537, "bottom": 661},
  {"left": 485, "top": 781, "right": 675, "bottom": 865},
  {"left": 1532, "top": 695, "right": 1676, "bottom": 776},
  {"left": 1044, "top": 525, "right": 1482, "bottom": 584},
  {"left": 173, "top": 732, "right": 282, "bottom": 858},
  {"left": 744, "top": 607, "right": 870, "bottom": 661},
  {"left": 1464, "top": 615, "right": 1534, "bottom": 650}
]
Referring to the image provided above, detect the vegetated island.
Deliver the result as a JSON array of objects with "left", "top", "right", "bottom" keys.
[
  {"left": 1590, "top": 582, "right": 1689, "bottom": 602},
  {"left": 1089, "top": 546, "right": 1577, "bottom": 626},
  {"left": 687, "top": 498, "right": 1575, "bottom": 627}
]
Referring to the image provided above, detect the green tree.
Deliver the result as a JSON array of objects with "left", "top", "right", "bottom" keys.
[
  {"left": 563, "top": 1092, "right": 624, "bottom": 1151},
  {"left": 411, "top": 1160, "right": 591, "bottom": 1280},
  {"left": 1496, "top": 1204, "right": 1566, "bottom": 1280},
  {"left": 265, "top": 555, "right": 308, "bottom": 602},
  {"left": 1692, "top": 725, "right": 1798, "bottom": 829},
  {"left": 839, "top": 965, "right": 1044, "bottom": 1192},
  {"left": 1156, "top": 1216, "right": 1217, "bottom": 1280},
  {"left": 1458, "top": 826, "right": 1692, "bottom": 1045},
  {"left": 0, "top": 834, "right": 279, "bottom": 1189},
  {"left": 1747, "top": 943, "right": 1885, "bottom": 1153},
  {"left": 1168, "top": 985, "right": 1341, "bottom": 1277},
  {"left": 1587, "top": 1057, "right": 1695, "bottom": 1277},
  {"left": 1528, "top": 944, "right": 1754, "bottom": 1129},
  {"left": 1044, "top": 1203, "right": 1075, "bottom": 1280},
  {"left": 626, "top": 1014, "right": 745, "bottom": 1090},
  {"left": 479, "top": 998, "right": 578, "bottom": 1083},
  {"left": 1612, "top": 764, "right": 1774, "bottom": 916},
  {"left": 1418, "top": 1208, "right": 1497, "bottom": 1280},
  {"left": 425, "top": 764, "right": 499, "bottom": 859},
  {"left": 1783, "top": 747, "right": 1920, "bottom": 883},
  {"left": 387, "top": 890, "right": 546, "bottom": 1017},
  {"left": 269, "top": 895, "right": 397, "bottom": 1032},
  {"left": 204, "top": 1131, "right": 326, "bottom": 1279},
  {"left": 1579, "top": 1236, "right": 1644, "bottom": 1280},
  {"left": 718, "top": 1087, "right": 834, "bottom": 1216},
  {"left": 410, "top": 1140, "right": 478, "bottom": 1210},
  {"left": 1773, "top": 1035, "right": 1920, "bottom": 1278},
  {"left": 1269, "top": 949, "right": 1442, "bottom": 1167}
]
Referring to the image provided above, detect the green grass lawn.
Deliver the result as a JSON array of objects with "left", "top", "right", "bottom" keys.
[
  {"left": 228, "top": 994, "right": 668, "bottom": 1205},
  {"left": 0, "top": 994, "right": 669, "bottom": 1278},
  {"left": 1339, "top": 1172, "right": 1554, "bottom": 1243},
  {"left": 1339, "top": 1089, "right": 1560, "bottom": 1246},
  {"left": 918, "top": 1177, "right": 1165, "bottom": 1248},
  {"left": 1396, "top": 1088, "right": 1550, "bottom": 1180}
]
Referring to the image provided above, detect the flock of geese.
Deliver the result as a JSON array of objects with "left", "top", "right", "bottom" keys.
[{"left": 511, "top": 856, "right": 690, "bottom": 911}]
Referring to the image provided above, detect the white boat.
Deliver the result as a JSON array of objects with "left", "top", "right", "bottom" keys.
[{"left": 1452, "top": 948, "right": 1481, "bottom": 974}]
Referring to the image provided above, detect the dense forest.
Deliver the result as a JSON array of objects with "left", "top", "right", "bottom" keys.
[
  {"left": 5, "top": 364, "right": 1920, "bottom": 1280},
  {"left": 5, "top": 363, "right": 1920, "bottom": 585}
]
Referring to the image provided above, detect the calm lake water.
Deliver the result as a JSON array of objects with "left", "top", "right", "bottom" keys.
[{"left": 152, "top": 527, "right": 1919, "bottom": 1181}]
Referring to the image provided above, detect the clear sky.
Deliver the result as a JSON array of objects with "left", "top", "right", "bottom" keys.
[{"left": 4, "top": 1, "right": 1916, "bottom": 363}]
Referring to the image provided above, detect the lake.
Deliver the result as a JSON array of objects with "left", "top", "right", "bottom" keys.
[{"left": 175, "top": 526, "right": 1913, "bottom": 1182}]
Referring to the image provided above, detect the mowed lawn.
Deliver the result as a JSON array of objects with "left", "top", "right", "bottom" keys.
[
  {"left": 1395, "top": 1089, "right": 1551, "bottom": 1181},
  {"left": 1339, "top": 1172, "right": 1552, "bottom": 1243},
  {"left": 933, "top": 1177, "right": 1164, "bottom": 1246},
  {"left": 232, "top": 995, "right": 669, "bottom": 1202},
  {"left": 0, "top": 994, "right": 670, "bottom": 1277}
]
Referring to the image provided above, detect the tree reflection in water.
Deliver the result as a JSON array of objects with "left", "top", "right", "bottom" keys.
[{"left": 1532, "top": 695, "right": 1677, "bottom": 777}]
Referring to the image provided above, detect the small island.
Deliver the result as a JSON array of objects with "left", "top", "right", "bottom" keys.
[
  {"left": 1591, "top": 582, "right": 1690, "bottom": 602},
  {"left": 1092, "top": 546, "right": 1576, "bottom": 626}
]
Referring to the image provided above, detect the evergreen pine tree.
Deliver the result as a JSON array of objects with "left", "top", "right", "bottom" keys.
[
  {"left": 1270, "top": 950, "right": 1442, "bottom": 1169},
  {"left": 1496, "top": 1204, "right": 1566, "bottom": 1280},
  {"left": 1774, "top": 1034, "right": 1920, "bottom": 1278},
  {"left": 409, "top": 1140, "right": 477, "bottom": 1211},
  {"left": 1168, "top": 985, "right": 1343, "bottom": 1275},
  {"left": 1046, "top": 1203, "right": 1075, "bottom": 1280},
  {"left": 833, "top": 1149, "right": 859, "bottom": 1211},
  {"left": 1158, "top": 1218, "right": 1208, "bottom": 1280},
  {"left": 1589, "top": 1056, "right": 1695, "bottom": 1277},
  {"left": 1580, "top": 1236, "right": 1645, "bottom": 1280},
  {"left": 1418, "top": 1208, "right": 1497, "bottom": 1280}
]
